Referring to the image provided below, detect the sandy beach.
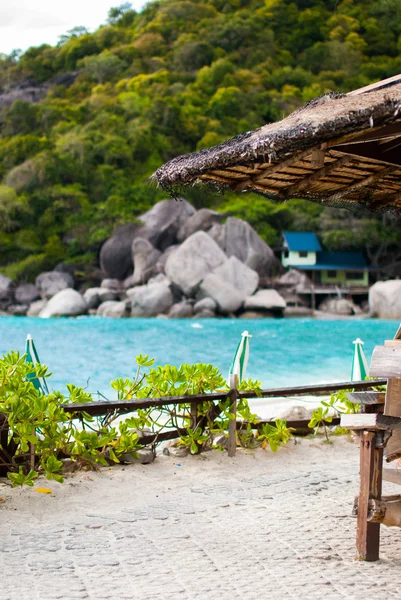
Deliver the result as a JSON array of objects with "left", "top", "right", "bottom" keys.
[{"left": 1, "top": 437, "right": 401, "bottom": 599}]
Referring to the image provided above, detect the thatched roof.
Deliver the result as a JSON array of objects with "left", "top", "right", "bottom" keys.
[{"left": 155, "top": 74, "right": 401, "bottom": 212}]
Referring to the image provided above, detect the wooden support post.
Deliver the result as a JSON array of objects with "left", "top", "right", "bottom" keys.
[
  {"left": 29, "top": 441, "right": 36, "bottom": 470},
  {"left": 356, "top": 431, "right": 383, "bottom": 561},
  {"left": 228, "top": 374, "right": 238, "bottom": 457},
  {"left": 190, "top": 402, "right": 198, "bottom": 430},
  {"left": 0, "top": 414, "right": 14, "bottom": 477}
]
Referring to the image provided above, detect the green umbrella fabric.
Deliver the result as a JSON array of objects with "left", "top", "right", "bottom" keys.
[
  {"left": 351, "top": 337, "right": 369, "bottom": 382},
  {"left": 228, "top": 331, "right": 251, "bottom": 385},
  {"left": 25, "top": 334, "right": 49, "bottom": 395}
]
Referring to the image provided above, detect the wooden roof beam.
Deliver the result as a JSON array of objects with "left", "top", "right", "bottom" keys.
[
  {"left": 232, "top": 148, "right": 314, "bottom": 191},
  {"left": 326, "top": 165, "right": 399, "bottom": 202},
  {"left": 347, "top": 74, "right": 401, "bottom": 96},
  {"left": 367, "top": 190, "right": 401, "bottom": 210},
  {"left": 280, "top": 154, "right": 354, "bottom": 198},
  {"left": 201, "top": 172, "right": 282, "bottom": 196}
]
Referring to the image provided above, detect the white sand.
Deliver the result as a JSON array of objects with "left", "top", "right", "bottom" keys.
[{"left": 1, "top": 437, "right": 401, "bottom": 599}]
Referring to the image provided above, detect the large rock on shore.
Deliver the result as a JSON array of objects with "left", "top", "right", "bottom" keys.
[
  {"left": 244, "top": 289, "right": 286, "bottom": 312},
  {"left": 155, "top": 245, "right": 178, "bottom": 275},
  {"left": 139, "top": 199, "right": 195, "bottom": 251},
  {"left": 194, "top": 297, "right": 217, "bottom": 313},
  {"left": 131, "top": 238, "right": 161, "bottom": 285},
  {"left": 168, "top": 301, "right": 194, "bottom": 318},
  {"left": 7, "top": 304, "right": 28, "bottom": 316},
  {"left": 97, "top": 300, "right": 128, "bottom": 318},
  {"left": 36, "top": 271, "right": 73, "bottom": 299},
  {"left": 198, "top": 256, "right": 259, "bottom": 313},
  {"left": 278, "top": 269, "right": 313, "bottom": 293},
  {"left": 0, "top": 274, "right": 15, "bottom": 309},
  {"left": 15, "top": 283, "right": 40, "bottom": 304},
  {"left": 208, "top": 217, "right": 277, "bottom": 277},
  {"left": 27, "top": 299, "right": 47, "bottom": 316},
  {"left": 177, "top": 208, "right": 223, "bottom": 242},
  {"left": 319, "top": 298, "right": 362, "bottom": 316},
  {"left": 99, "top": 224, "right": 138, "bottom": 280},
  {"left": 127, "top": 276, "right": 174, "bottom": 317},
  {"left": 39, "top": 289, "right": 87, "bottom": 318},
  {"left": 99, "top": 200, "right": 195, "bottom": 279},
  {"left": 165, "top": 231, "right": 227, "bottom": 296},
  {"left": 83, "top": 287, "right": 118, "bottom": 309},
  {"left": 101, "top": 278, "right": 122, "bottom": 291},
  {"left": 369, "top": 280, "right": 401, "bottom": 319}
]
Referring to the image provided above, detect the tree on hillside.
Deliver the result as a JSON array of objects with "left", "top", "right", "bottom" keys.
[
  {"left": 79, "top": 51, "right": 124, "bottom": 84},
  {"left": 0, "top": 0, "right": 401, "bottom": 280},
  {"left": 107, "top": 3, "right": 136, "bottom": 26}
]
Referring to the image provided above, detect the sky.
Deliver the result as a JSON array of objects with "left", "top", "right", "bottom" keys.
[{"left": 0, "top": 0, "right": 147, "bottom": 56}]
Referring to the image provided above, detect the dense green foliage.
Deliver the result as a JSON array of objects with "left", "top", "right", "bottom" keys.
[
  {"left": 0, "top": 350, "right": 272, "bottom": 486},
  {"left": 1, "top": 0, "right": 401, "bottom": 280}
]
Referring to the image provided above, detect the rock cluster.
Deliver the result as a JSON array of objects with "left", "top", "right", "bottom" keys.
[
  {"left": 0, "top": 198, "right": 376, "bottom": 319},
  {"left": 0, "top": 199, "right": 286, "bottom": 319}
]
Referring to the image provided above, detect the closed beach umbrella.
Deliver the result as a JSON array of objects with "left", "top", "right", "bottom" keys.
[
  {"left": 351, "top": 337, "right": 369, "bottom": 382},
  {"left": 229, "top": 331, "right": 251, "bottom": 385},
  {"left": 25, "top": 334, "right": 49, "bottom": 395}
]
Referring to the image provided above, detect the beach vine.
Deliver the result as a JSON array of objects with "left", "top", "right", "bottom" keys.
[{"left": 0, "top": 350, "right": 292, "bottom": 487}]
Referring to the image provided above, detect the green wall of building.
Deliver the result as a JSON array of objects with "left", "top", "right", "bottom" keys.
[{"left": 320, "top": 270, "right": 369, "bottom": 286}]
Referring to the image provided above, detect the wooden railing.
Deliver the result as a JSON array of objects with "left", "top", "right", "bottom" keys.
[
  {"left": 61, "top": 379, "right": 386, "bottom": 451},
  {"left": 62, "top": 379, "right": 386, "bottom": 416},
  {"left": 0, "top": 379, "right": 386, "bottom": 475}
]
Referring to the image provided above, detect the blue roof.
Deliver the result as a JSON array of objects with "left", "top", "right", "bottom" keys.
[
  {"left": 300, "top": 251, "right": 369, "bottom": 271},
  {"left": 283, "top": 232, "right": 322, "bottom": 251}
]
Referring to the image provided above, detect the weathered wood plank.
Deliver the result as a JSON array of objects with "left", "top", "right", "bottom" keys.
[
  {"left": 237, "top": 380, "right": 386, "bottom": 401},
  {"left": 356, "top": 431, "right": 382, "bottom": 561},
  {"left": 341, "top": 413, "right": 401, "bottom": 431},
  {"left": 282, "top": 155, "right": 354, "bottom": 196},
  {"left": 60, "top": 379, "right": 386, "bottom": 417},
  {"left": 384, "top": 379, "right": 401, "bottom": 458},
  {"left": 327, "top": 165, "right": 398, "bottom": 202},
  {"left": 346, "top": 392, "right": 385, "bottom": 406},
  {"left": 384, "top": 378, "right": 401, "bottom": 417},
  {"left": 311, "top": 147, "right": 326, "bottom": 167},
  {"left": 370, "top": 346, "right": 401, "bottom": 378},
  {"left": 367, "top": 497, "right": 401, "bottom": 527},
  {"left": 228, "top": 374, "right": 238, "bottom": 458},
  {"left": 347, "top": 73, "right": 401, "bottom": 96},
  {"left": 383, "top": 468, "right": 401, "bottom": 486}
]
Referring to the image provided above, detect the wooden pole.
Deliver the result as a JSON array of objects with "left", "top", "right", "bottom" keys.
[
  {"left": 29, "top": 442, "right": 35, "bottom": 470},
  {"left": 228, "top": 374, "right": 238, "bottom": 457},
  {"left": 356, "top": 431, "right": 383, "bottom": 561},
  {"left": 190, "top": 401, "right": 198, "bottom": 430}
]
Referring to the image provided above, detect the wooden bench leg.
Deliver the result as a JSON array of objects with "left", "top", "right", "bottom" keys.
[{"left": 357, "top": 431, "right": 383, "bottom": 561}]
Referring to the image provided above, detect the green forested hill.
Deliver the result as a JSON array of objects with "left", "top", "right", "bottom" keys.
[{"left": 1, "top": 0, "right": 401, "bottom": 281}]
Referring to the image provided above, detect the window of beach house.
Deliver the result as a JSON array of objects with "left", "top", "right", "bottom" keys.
[
  {"left": 298, "top": 251, "right": 308, "bottom": 257},
  {"left": 326, "top": 270, "right": 337, "bottom": 278},
  {"left": 283, "top": 249, "right": 289, "bottom": 258},
  {"left": 346, "top": 271, "right": 364, "bottom": 280}
]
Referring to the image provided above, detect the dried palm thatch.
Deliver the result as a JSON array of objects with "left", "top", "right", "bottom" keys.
[{"left": 154, "top": 75, "right": 401, "bottom": 213}]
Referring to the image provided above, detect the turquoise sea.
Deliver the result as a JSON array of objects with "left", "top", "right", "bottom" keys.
[{"left": 0, "top": 316, "right": 397, "bottom": 398}]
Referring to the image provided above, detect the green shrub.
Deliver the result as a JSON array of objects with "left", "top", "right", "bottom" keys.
[
  {"left": 0, "top": 351, "right": 267, "bottom": 486},
  {"left": 2, "top": 253, "right": 55, "bottom": 282}
]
